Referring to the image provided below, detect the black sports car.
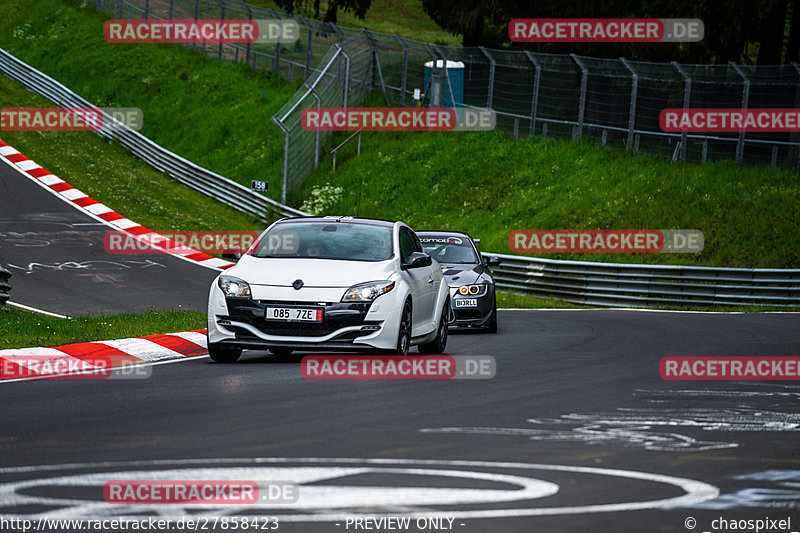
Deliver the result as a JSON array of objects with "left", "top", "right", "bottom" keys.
[{"left": 417, "top": 231, "right": 500, "bottom": 333}]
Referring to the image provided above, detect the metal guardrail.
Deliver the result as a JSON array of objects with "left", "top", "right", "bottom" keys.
[
  {"left": 2, "top": 49, "right": 798, "bottom": 309},
  {"left": 0, "top": 266, "right": 11, "bottom": 307},
  {"left": 0, "top": 48, "right": 306, "bottom": 220},
  {"left": 485, "top": 252, "right": 800, "bottom": 308}
]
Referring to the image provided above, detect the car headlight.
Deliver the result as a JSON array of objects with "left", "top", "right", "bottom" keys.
[
  {"left": 342, "top": 281, "right": 395, "bottom": 302},
  {"left": 457, "top": 284, "right": 487, "bottom": 296},
  {"left": 218, "top": 275, "right": 252, "bottom": 298}
]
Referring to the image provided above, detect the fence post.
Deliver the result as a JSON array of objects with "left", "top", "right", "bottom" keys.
[
  {"left": 340, "top": 45, "right": 351, "bottom": 108},
  {"left": 218, "top": 1, "right": 226, "bottom": 60},
  {"left": 570, "top": 53, "right": 588, "bottom": 141},
  {"left": 144, "top": 0, "right": 149, "bottom": 19},
  {"left": 730, "top": 62, "right": 750, "bottom": 164},
  {"left": 272, "top": 117, "right": 291, "bottom": 204},
  {"left": 268, "top": 9, "right": 282, "bottom": 73},
  {"left": 169, "top": 0, "right": 174, "bottom": 19},
  {"left": 672, "top": 61, "right": 691, "bottom": 163},
  {"left": 395, "top": 35, "right": 409, "bottom": 105},
  {"left": 362, "top": 28, "right": 377, "bottom": 91},
  {"left": 619, "top": 57, "right": 638, "bottom": 150},
  {"left": 523, "top": 51, "right": 541, "bottom": 136},
  {"left": 330, "top": 23, "right": 344, "bottom": 43},
  {"left": 306, "top": 84, "right": 322, "bottom": 169},
  {"left": 433, "top": 45, "right": 458, "bottom": 113},
  {"left": 299, "top": 16, "right": 313, "bottom": 80},
  {"left": 193, "top": 0, "right": 200, "bottom": 52},
  {"left": 478, "top": 46, "right": 495, "bottom": 109},
  {"left": 243, "top": 2, "right": 252, "bottom": 66},
  {"left": 792, "top": 63, "right": 800, "bottom": 170}
]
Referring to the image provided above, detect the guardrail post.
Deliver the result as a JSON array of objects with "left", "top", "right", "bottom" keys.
[
  {"left": 306, "top": 84, "right": 322, "bottom": 168},
  {"left": 523, "top": 51, "right": 541, "bottom": 136},
  {"left": 620, "top": 57, "right": 638, "bottom": 150},
  {"left": 479, "top": 46, "right": 495, "bottom": 109},
  {"left": 267, "top": 9, "right": 283, "bottom": 72},
  {"left": 570, "top": 53, "right": 588, "bottom": 141},
  {"left": 272, "top": 117, "right": 291, "bottom": 204},
  {"left": 672, "top": 61, "right": 691, "bottom": 163},
  {"left": 394, "top": 35, "right": 409, "bottom": 105},
  {"left": 299, "top": 16, "right": 313, "bottom": 80},
  {"left": 730, "top": 62, "right": 750, "bottom": 163}
]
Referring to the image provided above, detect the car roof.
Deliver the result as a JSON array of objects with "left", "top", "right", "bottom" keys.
[
  {"left": 277, "top": 216, "right": 398, "bottom": 228},
  {"left": 417, "top": 230, "right": 473, "bottom": 238}
]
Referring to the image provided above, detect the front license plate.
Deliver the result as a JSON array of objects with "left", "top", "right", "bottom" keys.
[
  {"left": 265, "top": 307, "right": 323, "bottom": 322},
  {"left": 455, "top": 299, "right": 478, "bottom": 308}
]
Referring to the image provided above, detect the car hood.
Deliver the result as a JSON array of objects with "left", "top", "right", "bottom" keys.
[
  {"left": 440, "top": 264, "right": 484, "bottom": 286},
  {"left": 227, "top": 255, "right": 397, "bottom": 288}
]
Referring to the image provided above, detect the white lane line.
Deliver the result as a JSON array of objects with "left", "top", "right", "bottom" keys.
[{"left": 5, "top": 301, "right": 70, "bottom": 319}]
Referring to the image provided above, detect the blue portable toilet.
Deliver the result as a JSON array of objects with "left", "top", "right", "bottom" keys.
[{"left": 423, "top": 60, "right": 464, "bottom": 111}]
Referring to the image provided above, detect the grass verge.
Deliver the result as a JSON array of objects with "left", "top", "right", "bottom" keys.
[
  {"left": 0, "top": 308, "right": 206, "bottom": 350},
  {"left": 0, "top": 0, "right": 299, "bottom": 199},
  {"left": 294, "top": 130, "right": 800, "bottom": 268},
  {"left": 246, "top": 0, "right": 460, "bottom": 45}
]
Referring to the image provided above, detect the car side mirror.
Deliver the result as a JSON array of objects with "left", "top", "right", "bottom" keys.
[
  {"left": 221, "top": 246, "right": 242, "bottom": 262},
  {"left": 402, "top": 251, "right": 432, "bottom": 270},
  {"left": 486, "top": 256, "right": 501, "bottom": 267}
]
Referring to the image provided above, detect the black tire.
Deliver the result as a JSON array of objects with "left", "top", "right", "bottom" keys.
[
  {"left": 419, "top": 300, "right": 449, "bottom": 354},
  {"left": 485, "top": 308, "right": 498, "bottom": 334},
  {"left": 207, "top": 341, "right": 242, "bottom": 363},
  {"left": 394, "top": 301, "right": 412, "bottom": 355}
]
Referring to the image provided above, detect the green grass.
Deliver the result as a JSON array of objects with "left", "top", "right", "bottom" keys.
[
  {"left": 0, "top": 308, "right": 206, "bottom": 349},
  {"left": 0, "top": 0, "right": 300, "bottom": 200},
  {"left": 0, "top": 77, "right": 264, "bottom": 232},
  {"left": 293, "top": 130, "right": 800, "bottom": 268},
  {"left": 247, "top": 0, "right": 460, "bottom": 45}
]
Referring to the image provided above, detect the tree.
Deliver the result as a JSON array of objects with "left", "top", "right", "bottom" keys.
[{"left": 273, "top": 0, "right": 372, "bottom": 24}]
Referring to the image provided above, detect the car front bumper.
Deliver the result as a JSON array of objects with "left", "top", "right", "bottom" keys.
[
  {"left": 447, "top": 285, "right": 495, "bottom": 329},
  {"left": 207, "top": 283, "right": 402, "bottom": 352}
]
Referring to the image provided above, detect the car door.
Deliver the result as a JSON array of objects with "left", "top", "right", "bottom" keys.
[
  {"left": 399, "top": 227, "right": 434, "bottom": 336},
  {"left": 411, "top": 231, "right": 438, "bottom": 324}
]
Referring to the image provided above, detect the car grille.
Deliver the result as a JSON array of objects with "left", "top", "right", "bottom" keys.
[{"left": 260, "top": 323, "right": 337, "bottom": 337}]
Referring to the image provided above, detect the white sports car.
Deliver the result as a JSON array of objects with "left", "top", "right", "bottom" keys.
[{"left": 206, "top": 217, "right": 451, "bottom": 362}]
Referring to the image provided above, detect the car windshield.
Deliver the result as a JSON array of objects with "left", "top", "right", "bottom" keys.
[
  {"left": 251, "top": 221, "right": 394, "bottom": 262},
  {"left": 419, "top": 235, "right": 479, "bottom": 264}
]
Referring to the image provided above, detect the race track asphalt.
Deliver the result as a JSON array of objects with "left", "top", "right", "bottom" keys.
[
  {"left": 1, "top": 309, "right": 799, "bottom": 532},
  {"left": 0, "top": 158, "right": 219, "bottom": 316}
]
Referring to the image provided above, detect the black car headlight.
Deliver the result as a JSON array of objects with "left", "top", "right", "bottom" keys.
[
  {"left": 218, "top": 275, "right": 252, "bottom": 299},
  {"left": 342, "top": 281, "right": 395, "bottom": 302},
  {"left": 457, "top": 284, "right": 488, "bottom": 297}
]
